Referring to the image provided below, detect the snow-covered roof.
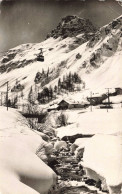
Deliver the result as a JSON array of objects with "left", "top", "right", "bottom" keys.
[
  {"left": 48, "top": 104, "right": 59, "bottom": 109},
  {"left": 58, "top": 98, "right": 88, "bottom": 105}
]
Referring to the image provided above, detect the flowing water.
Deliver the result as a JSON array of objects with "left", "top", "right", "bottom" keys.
[{"left": 50, "top": 143, "right": 106, "bottom": 194}]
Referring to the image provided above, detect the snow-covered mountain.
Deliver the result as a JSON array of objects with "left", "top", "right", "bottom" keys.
[
  {"left": 0, "top": 15, "right": 121, "bottom": 103},
  {"left": 0, "top": 15, "right": 122, "bottom": 194}
]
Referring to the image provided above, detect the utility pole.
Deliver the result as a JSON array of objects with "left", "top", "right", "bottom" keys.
[
  {"left": 1, "top": 92, "right": 2, "bottom": 106},
  {"left": 6, "top": 81, "right": 9, "bottom": 111},
  {"left": 105, "top": 88, "right": 111, "bottom": 112},
  {"left": 21, "top": 90, "right": 24, "bottom": 99},
  {"left": 90, "top": 91, "right": 92, "bottom": 112},
  {"left": 22, "top": 103, "right": 25, "bottom": 113},
  {"left": 16, "top": 79, "right": 18, "bottom": 101}
]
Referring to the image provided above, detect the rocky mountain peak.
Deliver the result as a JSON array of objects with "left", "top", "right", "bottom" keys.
[{"left": 46, "top": 15, "right": 97, "bottom": 39}]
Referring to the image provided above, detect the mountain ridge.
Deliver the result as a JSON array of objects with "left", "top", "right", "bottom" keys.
[{"left": 0, "top": 15, "right": 121, "bottom": 104}]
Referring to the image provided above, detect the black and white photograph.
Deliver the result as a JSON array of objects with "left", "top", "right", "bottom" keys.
[{"left": 0, "top": 0, "right": 122, "bottom": 193}]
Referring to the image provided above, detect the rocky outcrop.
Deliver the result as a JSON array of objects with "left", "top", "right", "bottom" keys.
[
  {"left": 0, "top": 44, "right": 36, "bottom": 73},
  {"left": 88, "top": 15, "right": 122, "bottom": 48},
  {"left": 82, "top": 16, "right": 122, "bottom": 71},
  {"left": 46, "top": 15, "right": 96, "bottom": 40}
]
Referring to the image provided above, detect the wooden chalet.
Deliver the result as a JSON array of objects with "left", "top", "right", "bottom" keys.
[
  {"left": 87, "top": 94, "right": 107, "bottom": 105},
  {"left": 58, "top": 99, "right": 88, "bottom": 110},
  {"left": 115, "top": 88, "right": 122, "bottom": 95}
]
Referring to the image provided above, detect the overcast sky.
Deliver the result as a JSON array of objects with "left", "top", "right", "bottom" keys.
[{"left": 0, "top": 0, "right": 121, "bottom": 53}]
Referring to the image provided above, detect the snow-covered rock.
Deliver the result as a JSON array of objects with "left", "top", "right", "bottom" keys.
[
  {"left": 74, "top": 138, "right": 91, "bottom": 148},
  {"left": 70, "top": 143, "right": 78, "bottom": 154},
  {"left": 73, "top": 138, "right": 91, "bottom": 159},
  {"left": 82, "top": 134, "right": 122, "bottom": 194},
  {"left": 54, "top": 140, "right": 67, "bottom": 151},
  {"left": 36, "top": 142, "right": 54, "bottom": 163},
  {"left": 35, "top": 130, "right": 50, "bottom": 141},
  {"left": 0, "top": 107, "right": 57, "bottom": 194}
]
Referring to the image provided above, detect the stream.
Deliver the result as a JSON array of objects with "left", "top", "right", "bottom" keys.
[{"left": 48, "top": 140, "right": 107, "bottom": 194}]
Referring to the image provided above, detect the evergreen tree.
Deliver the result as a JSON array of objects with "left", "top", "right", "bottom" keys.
[
  {"left": 28, "top": 86, "right": 33, "bottom": 103},
  {"left": 49, "top": 86, "right": 53, "bottom": 99},
  {"left": 47, "top": 67, "right": 49, "bottom": 77},
  {"left": 43, "top": 87, "right": 49, "bottom": 101},
  {"left": 38, "top": 91, "right": 44, "bottom": 103},
  {"left": 68, "top": 72, "right": 72, "bottom": 81},
  {"left": 12, "top": 96, "right": 18, "bottom": 108},
  {"left": 16, "top": 79, "right": 19, "bottom": 86},
  {"left": 58, "top": 78, "right": 61, "bottom": 92},
  {"left": 42, "top": 68, "right": 45, "bottom": 74},
  {"left": 73, "top": 72, "right": 81, "bottom": 83},
  {"left": 8, "top": 99, "right": 11, "bottom": 107},
  {"left": 63, "top": 75, "right": 66, "bottom": 82},
  {"left": 21, "top": 90, "right": 24, "bottom": 99},
  {"left": 34, "top": 72, "right": 42, "bottom": 83},
  {"left": 54, "top": 85, "right": 58, "bottom": 93},
  {"left": 66, "top": 73, "right": 71, "bottom": 91}
]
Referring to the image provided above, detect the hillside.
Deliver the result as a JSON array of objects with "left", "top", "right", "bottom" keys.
[{"left": 0, "top": 15, "right": 121, "bottom": 105}]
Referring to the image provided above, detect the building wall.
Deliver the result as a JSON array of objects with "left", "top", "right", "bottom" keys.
[
  {"left": 58, "top": 101, "right": 69, "bottom": 109},
  {"left": 115, "top": 88, "right": 122, "bottom": 95}
]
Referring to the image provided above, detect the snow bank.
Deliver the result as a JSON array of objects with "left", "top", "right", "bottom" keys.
[
  {"left": 55, "top": 109, "right": 122, "bottom": 138},
  {"left": 70, "top": 137, "right": 90, "bottom": 154},
  {"left": 74, "top": 138, "right": 91, "bottom": 148},
  {"left": 73, "top": 138, "right": 91, "bottom": 159},
  {"left": 0, "top": 107, "right": 56, "bottom": 194},
  {"left": 82, "top": 134, "right": 122, "bottom": 193}
]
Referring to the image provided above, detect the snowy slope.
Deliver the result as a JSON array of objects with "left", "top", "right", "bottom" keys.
[
  {"left": 0, "top": 107, "right": 56, "bottom": 194},
  {"left": 0, "top": 15, "right": 121, "bottom": 102}
]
